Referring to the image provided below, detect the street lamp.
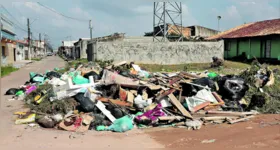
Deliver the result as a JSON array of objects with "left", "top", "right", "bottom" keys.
[{"left": 217, "top": 16, "right": 222, "bottom": 31}]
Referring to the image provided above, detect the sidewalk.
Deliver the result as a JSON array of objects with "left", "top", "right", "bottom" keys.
[{"left": 13, "top": 60, "right": 33, "bottom": 69}]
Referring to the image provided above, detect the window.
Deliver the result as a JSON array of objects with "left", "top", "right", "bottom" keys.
[
  {"left": 225, "top": 41, "right": 231, "bottom": 51},
  {"left": 265, "top": 40, "right": 271, "bottom": 58}
]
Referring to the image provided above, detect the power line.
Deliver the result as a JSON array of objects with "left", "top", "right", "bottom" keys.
[
  {"left": 37, "top": 2, "right": 89, "bottom": 22},
  {"left": 0, "top": 5, "right": 28, "bottom": 33}
]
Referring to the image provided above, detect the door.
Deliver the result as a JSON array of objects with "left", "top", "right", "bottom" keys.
[
  {"left": 264, "top": 40, "right": 271, "bottom": 58},
  {"left": 87, "top": 43, "right": 93, "bottom": 61},
  {"left": 14, "top": 48, "right": 16, "bottom": 61}
]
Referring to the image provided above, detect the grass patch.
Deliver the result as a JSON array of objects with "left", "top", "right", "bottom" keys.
[
  {"left": 31, "top": 58, "right": 42, "bottom": 61},
  {"left": 1, "top": 65, "right": 19, "bottom": 77},
  {"left": 68, "top": 58, "right": 88, "bottom": 68},
  {"left": 139, "top": 61, "right": 251, "bottom": 74}
]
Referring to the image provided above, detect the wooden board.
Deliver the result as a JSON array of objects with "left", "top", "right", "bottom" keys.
[{"left": 168, "top": 94, "right": 193, "bottom": 119}]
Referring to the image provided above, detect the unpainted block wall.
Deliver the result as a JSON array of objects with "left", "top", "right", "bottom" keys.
[{"left": 95, "top": 41, "right": 224, "bottom": 64}]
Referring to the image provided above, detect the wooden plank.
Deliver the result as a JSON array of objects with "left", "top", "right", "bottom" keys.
[
  {"left": 202, "top": 116, "right": 239, "bottom": 121},
  {"left": 168, "top": 94, "right": 193, "bottom": 119},
  {"left": 207, "top": 111, "right": 258, "bottom": 116},
  {"left": 191, "top": 101, "right": 211, "bottom": 113},
  {"left": 228, "top": 116, "right": 255, "bottom": 124},
  {"left": 155, "top": 89, "right": 175, "bottom": 102},
  {"left": 158, "top": 116, "right": 184, "bottom": 121}
]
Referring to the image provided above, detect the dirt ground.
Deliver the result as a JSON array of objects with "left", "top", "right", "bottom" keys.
[
  {"left": 0, "top": 56, "right": 279, "bottom": 149},
  {"left": 144, "top": 114, "right": 280, "bottom": 149}
]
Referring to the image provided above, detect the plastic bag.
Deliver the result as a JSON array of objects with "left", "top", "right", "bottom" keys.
[
  {"left": 5, "top": 88, "right": 19, "bottom": 95},
  {"left": 107, "top": 116, "right": 134, "bottom": 132},
  {"left": 134, "top": 95, "right": 152, "bottom": 109},
  {"left": 74, "top": 93, "right": 95, "bottom": 112},
  {"left": 73, "top": 75, "right": 89, "bottom": 85},
  {"left": 208, "top": 72, "right": 218, "bottom": 79},
  {"left": 46, "top": 71, "right": 61, "bottom": 79},
  {"left": 15, "top": 90, "right": 24, "bottom": 96},
  {"left": 193, "top": 77, "right": 217, "bottom": 91},
  {"left": 218, "top": 76, "right": 249, "bottom": 101},
  {"left": 83, "top": 71, "right": 100, "bottom": 81}
]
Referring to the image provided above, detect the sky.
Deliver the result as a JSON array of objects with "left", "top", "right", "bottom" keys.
[{"left": 1, "top": 0, "right": 280, "bottom": 49}]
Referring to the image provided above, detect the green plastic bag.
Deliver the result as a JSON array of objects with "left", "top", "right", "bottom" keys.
[
  {"left": 208, "top": 72, "right": 218, "bottom": 79},
  {"left": 73, "top": 75, "right": 89, "bottom": 85},
  {"left": 33, "top": 76, "right": 45, "bottom": 83},
  {"left": 29, "top": 72, "right": 36, "bottom": 79},
  {"left": 107, "top": 116, "right": 134, "bottom": 132},
  {"left": 96, "top": 125, "right": 107, "bottom": 131},
  {"left": 15, "top": 90, "right": 24, "bottom": 96}
]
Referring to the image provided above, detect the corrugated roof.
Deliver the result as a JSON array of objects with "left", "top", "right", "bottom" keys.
[{"left": 207, "top": 19, "right": 280, "bottom": 40}]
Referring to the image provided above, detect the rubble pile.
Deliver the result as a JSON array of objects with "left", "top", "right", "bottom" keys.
[{"left": 6, "top": 60, "right": 279, "bottom": 133}]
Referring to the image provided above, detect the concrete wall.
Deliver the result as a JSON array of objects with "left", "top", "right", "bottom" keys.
[
  {"left": 1, "top": 43, "right": 16, "bottom": 65},
  {"left": 94, "top": 41, "right": 224, "bottom": 64}
]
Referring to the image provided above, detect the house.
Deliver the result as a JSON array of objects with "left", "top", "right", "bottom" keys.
[
  {"left": 207, "top": 19, "right": 280, "bottom": 60},
  {"left": 33, "top": 40, "right": 45, "bottom": 57},
  {"left": 58, "top": 40, "right": 77, "bottom": 58},
  {"left": 145, "top": 24, "right": 191, "bottom": 39},
  {"left": 74, "top": 38, "right": 90, "bottom": 59},
  {"left": 145, "top": 24, "right": 219, "bottom": 40},
  {"left": 1, "top": 14, "right": 17, "bottom": 66},
  {"left": 16, "top": 40, "right": 28, "bottom": 61}
]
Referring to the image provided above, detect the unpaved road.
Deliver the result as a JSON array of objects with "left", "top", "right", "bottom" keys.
[{"left": 0, "top": 56, "right": 279, "bottom": 149}]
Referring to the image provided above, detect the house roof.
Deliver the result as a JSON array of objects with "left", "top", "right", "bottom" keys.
[
  {"left": 16, "top": 40, "right": 28, "bottom": 45},
  {"left": 207, "top": 19, "right": 280, "bottom": 40}
]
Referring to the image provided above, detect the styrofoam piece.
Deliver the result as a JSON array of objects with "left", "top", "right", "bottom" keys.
[
  {"left": 96, "top": 101, "right": 116, "bottom": 122},
  {"left": 132, "top": 64, "right": 141, "bottom": 72},
  {"left": 68, "top": 76, "right": 95, "bottom": 89},
  {"left": 195, "top": 89, "right": 217, "bottom": 103},
  {"left": 160, "top": 98, "right": 172, "bottom": 108}
]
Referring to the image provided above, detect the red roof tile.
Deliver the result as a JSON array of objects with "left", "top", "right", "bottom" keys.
[{"left": 207, "top": 19, "right": 280, "bottom": 40}]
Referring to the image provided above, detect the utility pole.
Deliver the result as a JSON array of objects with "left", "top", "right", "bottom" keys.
[
  {"left": 89, "top": 20, "right": 93, "bottom": 39},
  {"left": 39, "top": 33, "right": 42, "bottom": 55},
  {"left": 0, "top": 13, "right": 3, "bottom": 76},
  {"left": 27, "top": 18, "right": 31, "bottom": 61}
]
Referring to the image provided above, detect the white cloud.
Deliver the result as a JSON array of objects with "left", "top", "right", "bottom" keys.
[
  {"left": 133, "top": 5, "right": 153, "bottom": 14},
  {"left": 24, "top": 2, "right": 42, "bottom": 13},
  {"left": 182, "top": 4, "right": 199, "bottom": 26}
]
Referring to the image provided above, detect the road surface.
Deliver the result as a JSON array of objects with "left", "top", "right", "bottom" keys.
[{"left": 0, "top": 56, "right": 279, "bottom": 149}]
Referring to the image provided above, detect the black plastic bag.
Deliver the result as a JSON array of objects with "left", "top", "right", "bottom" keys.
[
  {"left": 74, "top": 93, "right": 95, "bottom": 112},
  {"left": 5, "top": 88, "right": 19, "bottom": 95},
  {"left": 83, "top": 71, "right": 100, "bottom": 81},
  {"left": 192, "top": 77, "right": 217, "bottom": 91},
  {"left": 46, "top": 71, "right": 61, "bottom": 79},
  {"left": 218, "top": 76, "right": 249, "bottom": 101}
]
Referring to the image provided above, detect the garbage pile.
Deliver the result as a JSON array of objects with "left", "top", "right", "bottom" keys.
[{"left": 6, "top": 60, "right": 279, "bottom": 133}]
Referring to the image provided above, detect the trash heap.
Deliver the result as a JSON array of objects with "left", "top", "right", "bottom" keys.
[{"left": 6, "top": 60, "right": 279, "bottom": 133}]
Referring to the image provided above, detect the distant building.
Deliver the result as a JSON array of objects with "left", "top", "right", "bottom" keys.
[
  {"left": 145, "top": 24, "right": 218, "bottom": 40},
  {"left": 208, "top": 19, "right": 280, "bottom": 60},
  {"left": 59, "top": 40, "right": 77, "bottom": 58},
  {"left": 16, "top": 40, "right": 28, "bottom": 61},
  {"left": 74, "top": 38, "right": 90, "bottom": 59},
  {"left": 187, "top": 25, "right": 220, "bottom": 38},
  {"left": 1, "top": 14, "right": 17, "bottom": 65}
]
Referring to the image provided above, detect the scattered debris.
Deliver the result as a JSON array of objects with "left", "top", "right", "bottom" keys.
[
  {"left": 201, "top": 139, "right": 216, "bottom": 144},
  {"left": 7, "top": 60, "right": 279, "bottom": 133}
]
